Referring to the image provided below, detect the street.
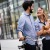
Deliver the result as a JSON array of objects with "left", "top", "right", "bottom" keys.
[{"left": 0, "top": 39, "right": 24, "bottom": 50}]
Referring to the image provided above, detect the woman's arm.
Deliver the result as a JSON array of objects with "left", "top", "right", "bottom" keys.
[
  {"left": 37, "top": 29, "right": 43, "bottom": 36},
  {"left": 37, "top": 26, "right": 48, "bottom": 36},
  {"left": 47, "top": 28, "right": 50, "bottom": 35}
]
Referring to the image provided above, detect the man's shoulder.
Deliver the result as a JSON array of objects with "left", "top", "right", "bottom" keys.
[
  {"left": 19, "top": 13, "right": 26, "bottom": 21},
  {"left": 20, "top": 14, "right": 25, "bottom": 19}
]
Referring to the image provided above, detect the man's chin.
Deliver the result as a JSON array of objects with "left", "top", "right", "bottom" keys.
[{"left": 30, "top": 10, "right": 34, "bottom": 13}]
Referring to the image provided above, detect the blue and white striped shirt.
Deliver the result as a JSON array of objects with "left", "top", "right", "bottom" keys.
[{"left": 17, "top": 12, "right": 37, "bottom": 45}]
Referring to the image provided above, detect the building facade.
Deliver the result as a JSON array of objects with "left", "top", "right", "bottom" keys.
[{"left": 0, "top": 0, "right": 49, "bottom": 39}]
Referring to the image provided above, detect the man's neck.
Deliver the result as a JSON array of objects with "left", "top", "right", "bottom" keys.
[{"left": 25, "top": 10, "right": 30, "bottom": 15}]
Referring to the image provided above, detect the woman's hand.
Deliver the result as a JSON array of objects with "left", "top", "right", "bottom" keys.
[
  {"left": 37, "top": 30, "right": 43, "bottom": 36},
  {"left": 47, "top": 28, "right": 50, "bottom": 35}
]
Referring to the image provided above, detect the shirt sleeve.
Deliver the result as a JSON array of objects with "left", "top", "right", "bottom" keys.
[{"left": 17, "top": 16, "right": 25, "bottom": 33}]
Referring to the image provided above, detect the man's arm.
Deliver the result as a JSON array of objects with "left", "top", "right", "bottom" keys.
[{"left": 17, "top": 16, "right": 25, "bottom": 41}]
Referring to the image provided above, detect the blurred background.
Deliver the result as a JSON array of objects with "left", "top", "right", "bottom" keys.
[
  {"left": 0, "top": 0, "right": 50, "bottom": 50},
  {"left": 0, "top": 0, "right": 50, "bottom": 40}
]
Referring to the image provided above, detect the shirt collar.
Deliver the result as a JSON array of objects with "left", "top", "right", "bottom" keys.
[
  {"left": 24, "top": 11, "right": 31, "bottom": 16},
  {"left": 36, "top": 18, "right": 46, "bottom": 25}
]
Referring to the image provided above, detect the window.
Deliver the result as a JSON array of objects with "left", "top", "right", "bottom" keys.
[
  {"left": 18, "top": 6, "right": 24, "bottom": 15},
  {"left": 0, "top": 6, "right": 2, "bottom": 9},
  {"left": 40, "top": 1, "right": 47, "bottom": 10},
  {"left": 14, "top": 9, "right": 19, "bottom": 20},
  {"left": 18, "top": 0, "right": 24, "bottom": 6},
  {"left": 13, "top": 0, "right": 17, "bottom": 8}
]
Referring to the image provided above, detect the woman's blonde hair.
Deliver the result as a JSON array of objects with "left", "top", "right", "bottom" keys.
[{"left": 38, "top": 7, "right": 48, "bottom": 21}]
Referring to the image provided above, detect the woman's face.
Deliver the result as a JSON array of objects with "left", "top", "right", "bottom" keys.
[{"left": 37, "top": 8, "right": 44, "bottom": 17}]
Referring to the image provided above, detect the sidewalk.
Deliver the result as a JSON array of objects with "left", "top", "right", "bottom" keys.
[{"left": 0, "top": 39, "right": 24, "bottom": 50}]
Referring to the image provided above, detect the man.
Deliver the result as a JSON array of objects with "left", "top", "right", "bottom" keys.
[{"left": 17, "top": 1, "right": 37, "bottom": 50}]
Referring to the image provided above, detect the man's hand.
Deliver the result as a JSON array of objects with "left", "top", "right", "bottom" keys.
[
  {"left": 18, "top": 31, "right": 25, "bottom": 41},
  {"left": 19, "top": 36, "right": 25, "bottom": 41}
]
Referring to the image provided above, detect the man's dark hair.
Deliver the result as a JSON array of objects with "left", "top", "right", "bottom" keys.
[{"left": 22, "top": 1, "right": 34, "bottom": 11}]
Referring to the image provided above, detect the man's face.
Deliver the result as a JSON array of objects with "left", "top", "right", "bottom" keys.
[{"left": 30, "top": 4, "right": 34, "bottom": 13}]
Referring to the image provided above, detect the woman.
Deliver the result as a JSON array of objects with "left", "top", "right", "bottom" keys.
[{"left": 35, "top": 7, "right": 50, "bottom": 50}]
